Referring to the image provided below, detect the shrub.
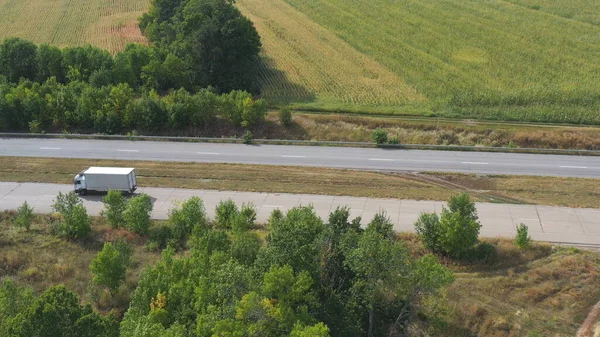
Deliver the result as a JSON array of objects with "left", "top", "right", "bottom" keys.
[
  {"left": 102, "top": 190, "right": 126, "bottom": 229},
  {"left": 238, "top": 203, "right": 257, "bottom": 230},
  {"left": 371, "top": 128, "right": 388, "bottom": 145},
  {"left": 242, "top": 130, "right": 253, "bottom": 145},
  {"left": 439, "top": 210, "right": 481, "bottom": 258},
  {"left": 414, "top": 212, "right": 441, "bottom": 253},
  {"left": 268, "top": 208, "right": 283, "bottom": 228},
  {"left": 515, "top": 223, "right": 531, "bottom": 249},
  {"left": 123, "top": 194, "right": 153, "bottom": 235},
  {"left": 51, "top": 192, "right": 91, "bottom": 239},
  {"left": 149, "top": 224, "right": 173, "bottom": 250},
  {"left": 447, "top": 193, "right": 478, "bottom": 222},
  {"left": 215, "top": 199, "right": 238, "bottom": 229},
  {"left": 388, "top": 136, "right": 400, "bottom": 145},
  {"left": 468, "top": 242, "right": 497, "bottom": 262},
  {"left": 169, "top": 196, "right": 209, "bottom": 242},
  {"left": 14, "top": 201, "right": 34, "bottom": 231},
  {"left": 279, "top": 107, "right": 292, "bottom": 127},
  {"left": 90, "top": 242, "right": 128, "bottom": 293}
]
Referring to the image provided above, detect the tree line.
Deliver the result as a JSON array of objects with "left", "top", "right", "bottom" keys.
[
  {"left": 0, "top": 0, "right": 261, "bottom": 94},
  {"left": 0, "top": 77, "right": 267, "bottom": 134}
]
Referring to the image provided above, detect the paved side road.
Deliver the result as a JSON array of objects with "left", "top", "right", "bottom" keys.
[{"left": 1, "top": 182, "right": 599, "bottom": 246}]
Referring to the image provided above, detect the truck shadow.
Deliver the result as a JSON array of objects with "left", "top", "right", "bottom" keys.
[{"left": 78, "top": 192, "right": 158, "bottom": 206}]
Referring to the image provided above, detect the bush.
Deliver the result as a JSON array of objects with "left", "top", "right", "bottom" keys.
[
  {"left": 447, "top": 193, "right": 478, "bottom": 222},
  {"left": 268, "top": 208, "right": 283, "bottom": 228},
  {"left": 515, "top": 223, "right": 531, "bottom": 249},
  {"left": 90, "top": 242, "right": 128, "bottom": 292},
  {"left": 388, "top": 137, "right": 400, "bottom": 145},
  {"left": 149, "top": 224, "right": 173, "bottom": 250},
  {"left": 238, "top": 203, "right": 257, "bottom": 230},
  {"left": 242, "top": 130, "right": 253, "bottom": 145},
  {"left": 439, "top": 210, "right": 481, "bottom": 258},
  {"left": 468, "top": 242, "right": 497, "bottom": 262},
  {"left": 279, "top": 107, "right": 292, "bottom": 127},
  {"left": 51, "top": 192, "right": 91, "bottom": 239},
  {"left": 102, "top": 190, "right": 126, "bottom": 229},
  {"left": 215, "top": 199, "right": 238, "bottom": 229},
  {"left": 414, "top": 212, "right": 441, "bottom": 253},
  {"left": 169, "top": 196, "right": 209, "bottom": 242},
  {"left": 371, "top": 128, "right": 388, "bottom": 145},
  {"left": 123, "top": 194, "right": 153, "bottom": 235},
  {"left": 14, "top": 201, "right": 34, "bottom": 231}
]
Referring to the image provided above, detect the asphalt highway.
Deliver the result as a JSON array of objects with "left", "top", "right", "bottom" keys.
[{"left": 1, "top": 138, "right": 600, "bottom": 178}]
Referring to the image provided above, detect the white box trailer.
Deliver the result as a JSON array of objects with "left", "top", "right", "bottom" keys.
[{"left": 74, "top": 167, "right": 137, "bottom": 195}]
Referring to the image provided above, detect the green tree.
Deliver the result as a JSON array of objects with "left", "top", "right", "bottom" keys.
[
  {"left": 414, "top": 212, "right": 442, "bottom": 253},
  {"left": 169, "top": 196, "right": 209, "bottom": 242},
  {"left": 447, "top": 192, "right": 478, "bottom": 222},
  {"left": 371, "top": 128, "right": 388, "bottom": 145},
  {"left": 91, "top": 242, "right": 129, "bottom": 292},
  {"left": 259, "top": 206, "right": 324, "bottom": 277},
  {"left": 279, "top": 107, "right": 292, "bottom": 127},
  {"left": 515, "top": 223, "right": 531, "bottom": 249},
  {"left": 214, "top": 199, "right": 238, "bottom": 229},
  {"left": 438, "top": 210, "right": 481, "bottom": 258},
  {"left": 290, "top": 322, "right": 331, "bottom": 337},
  {"left": 36, "top": 44, "right": 63, "bottom": 83},
  {"left": 345, "top": 219, "right": 409, "bottom": 337},
  {"left": 52, "top": 191, "right": 91, "bottom": 239},
  {"left": 27, "top": 286, "right": 88, "bottom": 337},
  {"left": 143, "top": 0, "right": 262, "bottom": 93},
  {"left": 14, "top": 201, "right": 34, "bottom": 231},
  {"left": 0, "top": 38, "right": 38, "bottom": 83},
  {"left": 123, "top": 193, "right": 153, "bottom": 235},
  {"left": 102, "top": 190, "right": 126, "bottom": 229}
]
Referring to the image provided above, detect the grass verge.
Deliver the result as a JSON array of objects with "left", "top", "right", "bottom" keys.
[{"left": 1, "top": 157, "right": 600, "bottom": 208}]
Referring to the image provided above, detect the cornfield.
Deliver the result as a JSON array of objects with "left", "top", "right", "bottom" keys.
[
  {"left": 236, "top": 0, "right": 425, "bottom": 108},
  {"left": 0, "top": 0, "right": 149, "bottom": 54},
  {"left": 243, "top": 0, "right": 600, "bottom": 123}
]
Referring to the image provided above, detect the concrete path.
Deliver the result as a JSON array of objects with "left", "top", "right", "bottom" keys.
[{"left": 1, "top": 182, "right": 600, "bottom": 246}]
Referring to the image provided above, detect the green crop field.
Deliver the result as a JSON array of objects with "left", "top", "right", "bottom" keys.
[
  {"left": 0, "top": 0, "right": 149, "bottom": 54},
  {"left": 1, "top": 0, "right": 600, "bottom": 123},
  {"left": 237, "top": 0, "right": 600, "bottom": 123}
]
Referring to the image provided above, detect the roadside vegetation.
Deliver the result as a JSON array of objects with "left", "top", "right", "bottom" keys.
[
  {"left": 1, "top": 193, "right": 599, "bottom": 336},
  {"left": 2, "top": 157, "right": 600, "bottom": 208}
]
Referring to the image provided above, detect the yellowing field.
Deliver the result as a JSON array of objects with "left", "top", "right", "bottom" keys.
[
  {"left": 236, "top": 0, "right": 425, "bottom": 109},
  {"left": 0, "top": 0, "right": 149, "bottom": 53},
  {"left": 242, "top": 0, "right": 600, "bottom": 123}
]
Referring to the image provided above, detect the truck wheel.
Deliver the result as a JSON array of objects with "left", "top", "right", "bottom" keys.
[{"left": 80, "top": 189, "right": 88, "bottom": 196}]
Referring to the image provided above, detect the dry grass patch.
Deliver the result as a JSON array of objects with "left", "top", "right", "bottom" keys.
[
  {"left": 0, "top": 211, "right": 160, "bottom": 314},
  {"left": 283, "top": 112, "right": 600, "bottom": 150},
  {"left": 447, "top": 241, "right": 600, "bottom": 336}
]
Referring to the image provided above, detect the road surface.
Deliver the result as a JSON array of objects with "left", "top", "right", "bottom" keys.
[
  {"left": 1, "top": 138, "right": 600, "bottom": 177},
  {"left": 1, "top": 182, "right": 599, "bottom": 246}
]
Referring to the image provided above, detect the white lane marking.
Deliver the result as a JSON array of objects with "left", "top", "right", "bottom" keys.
[
  {"left": 462, "top": 162, "right": 489, "bottom": 165},
  {"left": 560, "top": 165, "right": 588, "bottom": 169},
  {"left": 263, "top": 205, "right": 284, "bottom": 208},
  {"left": 368, "top": 158, "right": 394, "bottom": 162},
  {"left": 197, "top": 152, "right": 220, "bottom": 155},
  {"left": 281, "top": 155, "right": 306, "bottom": 158},
  {"left": 40, "top": 147, "right": 61, "bottom": 150},
  {"left": 118, "top": 149, "right": 139, "bottom": 152}
]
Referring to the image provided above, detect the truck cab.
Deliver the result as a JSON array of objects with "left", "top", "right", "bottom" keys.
[{"left": 74, "top": 171, "right": 87, "bottom": 195}]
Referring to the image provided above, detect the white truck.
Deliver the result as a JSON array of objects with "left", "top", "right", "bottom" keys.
[{"left": 74, "top": 167, "right": 137, "bottom": 195}]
